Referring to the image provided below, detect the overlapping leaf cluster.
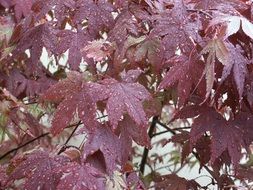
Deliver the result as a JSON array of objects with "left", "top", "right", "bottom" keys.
[{"left": 1, "top": 0, "right": 253, "bottom": 189}]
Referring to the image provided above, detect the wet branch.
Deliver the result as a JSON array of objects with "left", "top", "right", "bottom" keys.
[
  {"left": 58, "top": 120, "right": 82, "bottom": 154},
  {"left": 0, "top": 132, "right": 49, "bottom": 160},
  {"left": 0, "top": 121, "right": 82, "bottom": 160},
  {"left": 139, "top": 116, "right": 158, "bottom": 174}
]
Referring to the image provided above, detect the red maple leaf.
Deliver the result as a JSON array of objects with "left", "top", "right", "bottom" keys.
[
  {"left": 0, "top": 0, "right": 12, "bottom": 8},
  {"left": 41, "top": 72, "right": 101, "bottom": 135},
  {"left": 108, "top": 10, "right": 139, "bottom": 49},
  {"left": 149, "top": 0, "right": 194, "bottom": 59},
  {"left": 9, "top": 150, "right": 70, "bottom": 190},
  {"left": 73, "top": 0, "right": 115, "bottom": 35},
  {"left": 158, "top": 55, "right": 205, "bottom": 107},
  {"left": 220, "top": 42, "right": 249, "bottom": 99},
  {"left": 82, "top": 124, "right": 132, "bottom": 173},
  {"left": 30, "top": 0, "right": 75, "bottom": 24},
  {"left": 12, "top": 0, "right": 34, "bottom": 21},
  {"left": 5, "top": 68, "right": 55, "bottom": 98},
  {"left": 97, "top": 70, "right": 151, "bottom": 129},
  {"left": 117, "top": 115, "right": 150, "bottom": 147},
  {"left": 13, "top": 23, "right": 57, "bottom": 66},
  {"left": 83, "top": 39, "right": 113, "bottom": 62},
  {"left": 133, "top": 36, "right": 165, "bottom": 72},
  {"left": 189, "top": 106, "right": 252, "bottom": 167},
  {"left": 154, "top": 174, "right": 200, "bottom": 190},
  {"left": 56, "top": 29, "right": 93, "bottom": 70},
  {"left": 0, "top": 165, "right": 7, "bottom": 188},
  {"left": 56, "top": 162, "right": 105, "bottom": 190},
  {"left": 188, "top": 0, "right": 248, "bottom": 11}
]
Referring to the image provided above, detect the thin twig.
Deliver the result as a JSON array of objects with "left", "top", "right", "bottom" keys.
[
  {"left": 156, "top": 120, "right": 220, "bottom": 186},
  {"left": 58, "top": 121, "right": 82, "bottom": 154},
  {"left": 192, "top": 151, "right": 219, "bottom": 184},
  {"left": 151, "top": 130, "right": 170, "bottom": 137},
  {"left": 187, "top": 8, "right": 213, "bottom": 18},
  {"left": 0, "top": 132, "right": 49, "bottom": 160},
  {"left": 0, "top": 121, "right": 82, "bottom": 160},
  {"left": 65, "top": 121, "right": 82, "bottom": 145},
  {"left": 156, "top": 120, "right": 176, "bottom": 135},
  {"left": 139, "top": 116, "right": 158, "bottom": 174}
]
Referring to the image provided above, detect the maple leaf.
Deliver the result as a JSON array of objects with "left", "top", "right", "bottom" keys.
[
  {"left": 56, "top": 162, "right": 105, "bottom": 190},
  {"left": 220, "top": 43, "right": 248, "bottom": 99},
  {"left": 9, "top": 150, "right": 70, "bottom": 190},
  {"left": 0, "top": 0, "right": 12, "bottom": 8},
  {"left": 188, "top": 0, "right": 248, "bottom": 11},
  {"left": 126, "top": 172, "right": 146, "bottom": 190},
  {"left": 73, "top": 0, "right": 115, "bottom": 35},
  {"left": 97, "top": 70, "right": 151, "bottom": 129},
  {"left": 236, "top": 167, "right": 253, "bottom": 182},
  {"left": 56, "top": 29, "right": 93, "bottom": 70},
  {"left": 245, "top": 73, "right": 253, "bottom": 108},
  {"left": 133, "top": 36, "right": 165, "bottom": 71},
  {"left": 42, "top": 72, "right": 101, "bottom": 135},
  {"left": 189, "top": 106, "right": 252, "bottom": 167},
  {"left": 118, "top": 115, "right": 150, "bottom": 147},
  {"left": 41, "top": 71, "right": 83, "bottom": 103},
  {"left": 6, "top": 68, "right": 55, "bottom": 98},
  {"left": 158, "top": 55, "right": 205, "bottom": 107},
  {"left": 149, "top": 1, "right": 195, "bottom": 58},
  {"left": 83, "top": 39, "right": 113, "bottom": 62},
  {"left": 13, "top": 23, "right": 57, "bottom": 66},
  {"left": 209, "top": 15, "right": 253, "bottom": 39},
  {"left": 30, "top": 0, "right": 75, "bottom": 24},
  {"left": 12, "top": 0, "right": 34, "bottom": 22},
  {"left": 201, "top": 38, "right": 229, "bottom": 98},
  {"left": 154, "top": 174, "right": 200, "bottom": 190},
  {"left": 82, "top": 124, "right": 132, "bottom": 173},
  {"left": 107, "top": 10, "right": 139, "bottom": 51}
]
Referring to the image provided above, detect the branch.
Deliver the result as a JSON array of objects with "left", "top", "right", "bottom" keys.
[
  {"left": 157, "top": 120, "right": 220, "bottom": 186},
  {"left": 0, "top": 121, "right": 82, "bottom": 160},
  {"left": 139, "top": 116, "right": 158, "bottom": 174},
  {"left": 0, "top": 132, "right": 49, "bottom": 160},
  {"left": 156, "top": 120, "right": 176, "bottom": 135},
  {"left": 187, "top": 8, "right": 213, "bottom": 18},
  {"left": 192, "top": 151, "right": 219, "bottom": 184},
  {"left": 58, "top": 120, "right": 82, "bottom": 154}
]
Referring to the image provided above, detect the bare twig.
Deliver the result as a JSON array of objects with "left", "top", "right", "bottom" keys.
[
  {"left": 156, "top": 120, "right": 220, "bottom": 186},
  {"left": 0, "top": 121, "right": 82, "bottom": 160},
  {"left": 187, "top": 8, "right": 213, "bottom": 18},
  {"left": 58, "top": 120, "right": 82, "bottom": 154},
  {"left": 139, "top": 116, "right": 158, "bottom": 174},
  {"left": 0, "top": 132, "right": 49, "bottom": 160},
  {"left": 156, "top": 120, "right": 176, "bottom": 135}
]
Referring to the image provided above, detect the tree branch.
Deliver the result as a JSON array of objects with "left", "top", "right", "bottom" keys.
[
  {"left": 187, "top": 8, "right": 213, "bottom": 18},
  {"left": 0, "top": 132, "right": 49, "bottom": 160},
  {"left": 157, "top": 120, "right": 220, "bottom": 186},
  {"left": 0, "top": 121, "right": 82, "bottom": 160},
  {"left": 58, "top": 120, "right": 82, "bottom": 154},
  {"left": 139, "top": 116, "right": 158, "bottom": 174},
  {"left": 156, "top": 120, "right": 176, "bottom": 135}
]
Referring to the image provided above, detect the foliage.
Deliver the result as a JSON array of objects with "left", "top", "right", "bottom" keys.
[{"left": 0, "top": 0, "right": 253, "bottom": 189}]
